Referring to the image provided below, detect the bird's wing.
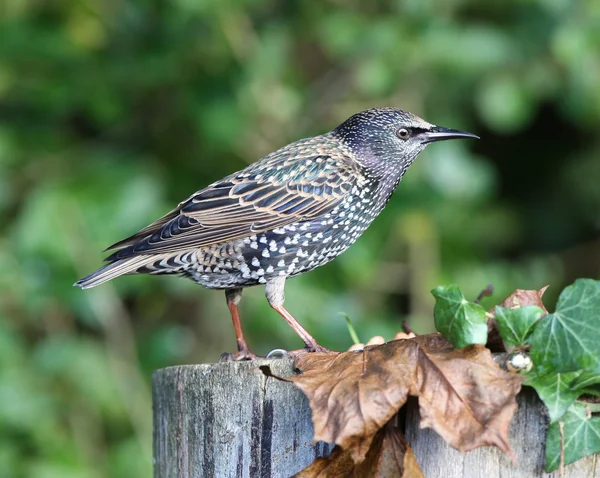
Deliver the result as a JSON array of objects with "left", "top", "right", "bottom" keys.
[{"left": 105, "top": 143, "right": 362, "bottom": 260}]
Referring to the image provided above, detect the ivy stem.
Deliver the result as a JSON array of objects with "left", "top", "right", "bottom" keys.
[
  {"left": 559, "top": 422, "right": 565, "bottom": 476},
  {"left": 474, "top": 284, "right": 494, "bottom": 304},
  {"left": 580, "top": 402, "right": 600, "bottom": 413}
]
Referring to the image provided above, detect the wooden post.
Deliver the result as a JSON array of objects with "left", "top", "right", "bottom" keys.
[
  {"left": 153, "top": 360, "right": 599, "bottom": 477},
  {"left": 152, "top": 358, "right": 332, "bottom": 478},
  {"left": 405, "top": 388, "right": 600, "bottom": 477}
]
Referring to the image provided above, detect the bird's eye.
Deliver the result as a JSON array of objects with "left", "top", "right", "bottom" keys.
[{"left": 397, "top": 128, "right": 410, "bottom": 140}]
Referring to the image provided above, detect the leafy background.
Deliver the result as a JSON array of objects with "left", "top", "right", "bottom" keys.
[{"left": 1, "top": 0, "right": 599, "bottom": 476}]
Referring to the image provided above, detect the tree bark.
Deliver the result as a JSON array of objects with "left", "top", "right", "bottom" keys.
[{"left": 153, "top": 358, "right": 331, "bottom": 478}]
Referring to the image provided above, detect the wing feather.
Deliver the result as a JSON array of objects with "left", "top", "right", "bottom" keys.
[{"left": 105, "top": 137, "right": 362, "bottom": 259}]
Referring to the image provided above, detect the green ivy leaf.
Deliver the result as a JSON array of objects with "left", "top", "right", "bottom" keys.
[
  {"left": 579, "top": 388, "right": 600, "bottom": 397},
  {"left": 525, "top": 371, "right": 582, "bottom": 422},
  {"left": 495, "top": 305, "right": 545, "bottom": 347},
  {"left": 571, "top": 371, "right": 600, "bottom": 391},
  {"left": 545, "top": 402, "right": 600, "bottom": 472},
  {"left": 431, "top": 284, "right": 488, "bottom": 349},
  {"left": 530, "top": 279, "right": 600, "bottom": 376}
]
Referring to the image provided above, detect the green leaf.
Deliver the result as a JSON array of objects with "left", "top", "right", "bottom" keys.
[
  {"left": 431, "top": 285, "right": 488, "bottom": 349},
  {"left": 530, "top": 279, "right": 600, "bottom": 376},
  {"left": 525, "top": 371, "right": 582, "bottom": 422},
  {"left": 571, "top": 371, "right": 600, "bottom": 391},
  {"left": 545, "top": 401, "right": 600, "bottom": 472},
  {"left": 495, "top": 305, "right": 545, "bottom": 347},
  {"left": 579, "top": 388, "right": 600, "bottom": 397}
]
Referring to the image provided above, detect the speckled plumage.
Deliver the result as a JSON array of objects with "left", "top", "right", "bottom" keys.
[{"left": 76, "top": 107, "right": 477, "bottom": 358}]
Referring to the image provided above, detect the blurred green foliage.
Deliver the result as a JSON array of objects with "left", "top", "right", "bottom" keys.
[{"left": 1, "top": 0, "right": 599, "bottom": 476}]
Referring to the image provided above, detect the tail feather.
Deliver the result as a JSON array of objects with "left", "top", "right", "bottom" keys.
[{"left": 74, "top": 255, "right": 153, "bottom": 289}]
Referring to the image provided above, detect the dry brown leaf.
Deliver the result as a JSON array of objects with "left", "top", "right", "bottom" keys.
[
  {"left": 346, "top": 335, "right": 389, "bottom": 352},
  {"left": 347, "top": 343, "right": 365, "bottom": 352},
  {"left": 294, "top": 424, "right": 424, "bottom": 478},
  {"left": 496, "top": 286, "right": 549, "bottom": 312},
  {"left": 394, "top": 331, "right": 417, "bottom": 340},
  {"left": 487, "top": 286, "right": 549, "bottom": 351},
  {"left": 288, "top": 334, "right": 523, "bottom": 464}
]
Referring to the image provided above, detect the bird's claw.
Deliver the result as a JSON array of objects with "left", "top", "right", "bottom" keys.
[
  {"left": 266, "top": 348, "right": 290, "bottom": 359},
  {"left": 309, "top": 344, "right": 331, "bottom": 354},
  {"left": 284, "top": 344, "right": 332, "bottom": 357},
  {"left": 219, "top": 349, "right": 258, "bottom": 362},
  {"left": 219, "top": 352, "right": 234, "bottom": 362}
]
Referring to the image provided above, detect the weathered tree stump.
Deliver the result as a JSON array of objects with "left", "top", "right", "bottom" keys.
[
  {"left": 153, "top": 359, "right": 599, "bottom": 477},
  {"left": 153, "top": 358, "right": 332, "bottom": 478}
]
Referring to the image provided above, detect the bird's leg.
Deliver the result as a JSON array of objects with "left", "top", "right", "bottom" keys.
[
  {"left": 265, "top": 277, "right": 330, "bottom": 353},
  {"left": 271, "top": 305, "right": 330, "bottom": 353},
  {"left": 224, "top": 288, "right": 257, "bottom": 361}
]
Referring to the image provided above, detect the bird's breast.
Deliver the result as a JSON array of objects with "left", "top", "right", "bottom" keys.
[{"left": 184, "top": 184, "right": 390, "bottom": 289}]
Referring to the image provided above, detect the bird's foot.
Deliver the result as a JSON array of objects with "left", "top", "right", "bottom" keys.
[
  {"left": 306, "top": 342, "right": 331, "bottom": 354},
  {"left": 219, "top": 348, "right": 258, "bottom": 362},
  {"left": 286, "top": 343, "right": 331, "bottom": 357},
  {"left": 266, "top": 348, "right": 290, "bottom": 359}
]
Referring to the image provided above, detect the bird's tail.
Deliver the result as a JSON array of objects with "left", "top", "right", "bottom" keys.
[{"left": 74, "top": 255, "right": 153, "bottom": 289}]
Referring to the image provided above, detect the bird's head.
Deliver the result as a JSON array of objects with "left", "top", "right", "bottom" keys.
[{"left": 332, "top": 107, "right": 478, "bottom": 174}]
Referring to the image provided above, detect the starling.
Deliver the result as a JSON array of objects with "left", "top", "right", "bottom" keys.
[{"left": 75, "top": 108, "right": 478, "bottom": 359}]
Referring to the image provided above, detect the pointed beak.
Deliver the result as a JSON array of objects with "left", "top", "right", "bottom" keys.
[{"left": 420, "top": 126, "right": 479, "bottom": 144}]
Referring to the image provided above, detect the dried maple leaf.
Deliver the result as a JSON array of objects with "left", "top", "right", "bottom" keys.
[
  {"left": 294, "top": 423, "right": 424, "bottom": 478},
  {"left": 285, "top": 334, "right": 522, "bottom": 463}
]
